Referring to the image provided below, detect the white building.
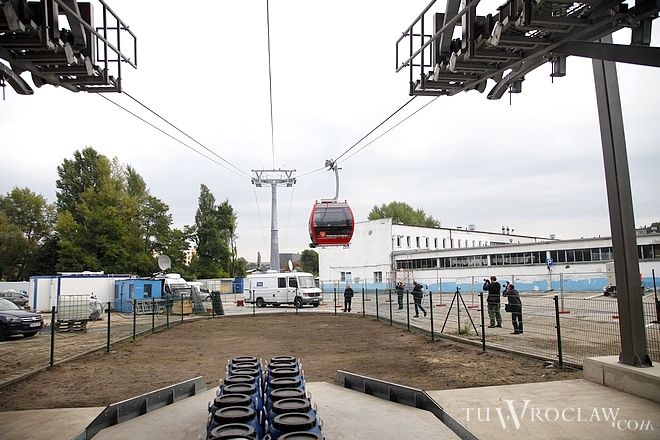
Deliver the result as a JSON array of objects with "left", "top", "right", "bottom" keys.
[
  {"left": 318, "top": 218, "right": 660, "bottom": 292},
  {"left": 318, "top": 218, "right": 548, "bottom": 286}
]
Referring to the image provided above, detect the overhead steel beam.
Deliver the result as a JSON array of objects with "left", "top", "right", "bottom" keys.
[
  {"left": 0, "top": 61, "right": 33, "bottom": 94},
  {"left": 554, "top": 41, "right": 660, "bottom": 67}
]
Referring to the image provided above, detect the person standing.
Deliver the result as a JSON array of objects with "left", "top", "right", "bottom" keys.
[
  {"left": 343, "top": 284, "right": 354, "bottom": 312},
  {"left": 503, "top": 283, "right": 523, "bottom": 334},
  {"left": 412, "top": 282, "right": 427, "bottom": 317},
  {"left": 483, "top": 276, "right": 502, "bottom": 328},
  {"left": 395, "top": 282, "right": 404, "bottom": 310}
]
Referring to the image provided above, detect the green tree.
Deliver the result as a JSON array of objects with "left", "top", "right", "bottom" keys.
[
  {"left": 368, "top": 201, "right": 441, "bottom": 228},
  {"left": 191, "top": 185, "right": 225, "bottom": 278},
  {"left": 643, "top": 221, "right": 660, "bottom": 234},
  {"left": 0, "top": 187, "right": 55, "bottom": 278},
  {"left": 300, "top": 249, "right": 319, "bottom": 275},
  {"left": 56, "top": 147, "right": 111, "bottom": 217},
  {"left": 0, "top": 212, "right": 30, "bottom": 280}
]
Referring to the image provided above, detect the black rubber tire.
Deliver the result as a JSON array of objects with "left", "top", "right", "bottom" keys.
[
  {"left": 256, "top": 297, "right": 266, "bottom": 308},
  {"left": 23, "top": 331, "right": 38, "bottom": 338},
  {"left": 0, "top": 325, "right": 8, "bottom": 342},
  {"left": 293, "top": 297, "right": 303, "bottom": 308},
  {"left": 312, "top": 303, "right": 320, "bottom": 308}
]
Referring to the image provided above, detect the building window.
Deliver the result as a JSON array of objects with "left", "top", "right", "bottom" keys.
[
  {"left": 434, "top": 238, "right": 438, "bottom": 248},
  {"left": 416, "top": 237, "right": 421, "bottom": 248},
  {"left": 373, "top": 272, "right": 383, "bottom": 283},
  {"left": 407, "top": 236, "right": 411, "bottom": 247},
  {"left": 144, "top": 284, "right": 152, "bottom": 298},
  {"left": 450, "top": 239, "right": 454, "bottom": 248},
  {"left": 458, "top": 239, "right": 462, "bottom": 248},
  {"left": 396, "top": 236, "right": 401, "bottom": 247},
  {"left": 425, "top": 237, "right": 429, "bottom": 248},
  {"left": 340, "top": 271, "right": 352, "bottom": 282},
  {"left": 129, "top": 284, "right": 135, "bottom": 299},
  {"left": 472, "top": 240, "right": 475, "bottom": 247},
  {"left": 442, "top": 238, "right": 446, "bottom": 248}
]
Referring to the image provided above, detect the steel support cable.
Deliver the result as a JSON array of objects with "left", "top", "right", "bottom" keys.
[
  {"left": 340, "top": 96, "right": 439, "bottom": 164},
  {"left": 120, "top": 90, "right": 251, "bottom": 179},
  {"left": 282, "top": 184, "right": 296, "bottom": 246},
  {"left": 253, "top": 185, "right": 269, "bottom": 253},
  {"left": 97, "top": 94, "right": 248, "bottom": 179},
  {"left": 266, "top": 0, "right": 276, "bottom": 169},
  {"left": 333, "top": 96, "right": 417, "bottom": 163}
]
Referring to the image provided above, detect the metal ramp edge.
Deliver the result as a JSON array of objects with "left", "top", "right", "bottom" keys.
[
  {"left": 336, "top": 370, "right": 478, "bottom": 440},
  {"left": 71, "top": 376, "right": 207, "bottom": 440}
]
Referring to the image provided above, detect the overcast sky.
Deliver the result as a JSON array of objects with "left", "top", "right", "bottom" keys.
[{"left": 1, "top": 1, "right": 659, "bottom": 262}]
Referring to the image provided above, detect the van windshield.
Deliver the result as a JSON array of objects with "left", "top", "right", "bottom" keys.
[{"left": 298, "top": 276, "right": 316, "bottom": 288}]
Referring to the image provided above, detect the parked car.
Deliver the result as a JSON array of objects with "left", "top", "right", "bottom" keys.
[
  {"left": 0, "top": 290, "right": 29, "bottom": 308},
  {"left": 0, "top": 298, "right": 43, "bottom": 341}
]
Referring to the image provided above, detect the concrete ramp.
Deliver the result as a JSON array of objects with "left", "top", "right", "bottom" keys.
[{"left": 92, "top": 382, "right": 458, "bottom": 440}]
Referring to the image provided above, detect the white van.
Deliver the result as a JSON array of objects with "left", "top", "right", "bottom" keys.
[{"left": 245, "top": 271, "right": 322, "bottom": 308}]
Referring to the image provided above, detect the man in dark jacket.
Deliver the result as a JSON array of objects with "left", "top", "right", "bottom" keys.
[
  {"left": 503, "top": 283, "right": 523, "bottom": 334},
  {"left": 343, "top": 284, "right": 354, "bottom": 312},
  {"left": 395, "top": 282, "right": 404, "bottom": 310},
  {"left": 412, "top": 282, "right": 427, "bottom": 317},
  {"left": 483, "top": 276, "right": 502, "bottom": 328}
]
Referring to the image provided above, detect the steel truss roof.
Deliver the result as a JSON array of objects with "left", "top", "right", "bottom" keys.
[
  {"left": 0, "top": 0, "right": 136, "bottom": 95},
  {"left": 396, "top": 0, "right": 660, "bottom": 99}
]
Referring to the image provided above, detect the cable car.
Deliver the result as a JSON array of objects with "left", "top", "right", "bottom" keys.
[
  {"left": 309, "top": 200, "right": 354, "bottom": 247},
  {"left": 308, "top": 160, "right": 354, "bottom": 247}
]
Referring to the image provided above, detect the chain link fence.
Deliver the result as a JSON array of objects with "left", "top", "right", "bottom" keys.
[{"left": 2, "top": 276, "right": 659, "bottom": 387}]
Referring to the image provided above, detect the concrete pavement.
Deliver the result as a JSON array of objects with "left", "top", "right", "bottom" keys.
[{"left": 1, "top": 378, "right": 658, "bottom": 439}]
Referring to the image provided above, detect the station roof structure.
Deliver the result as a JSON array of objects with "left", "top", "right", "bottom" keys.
[
  {"left": 396, "top": 0, "right": 659, "bottom": 99},
  {"left": 0, "top": 0, "right": 136, "bottom": 95}
]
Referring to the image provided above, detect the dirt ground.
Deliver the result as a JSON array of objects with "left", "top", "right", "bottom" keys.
[{"left": 0, "top": 313, "right": 580, "bottom": 411}]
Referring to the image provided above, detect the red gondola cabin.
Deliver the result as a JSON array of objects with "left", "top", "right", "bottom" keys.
[{"left": 308, "top": 200, "right": 354, "bottom": 247}]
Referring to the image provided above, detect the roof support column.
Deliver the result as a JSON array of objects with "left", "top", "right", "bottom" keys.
[{"left": 593, "top": 34, "right": 652, "bottom": 367}]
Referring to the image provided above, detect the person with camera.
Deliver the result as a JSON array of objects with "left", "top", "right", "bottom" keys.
[
  {"left": 395, "top": 282, "right": 404, "bottom": 310},
  {"left": 503, "top": 283, "right": 523, "bottom": 334},
  {"left": 412, "top": 281, "right": 427, "bottom": 317},
  {"left": 482, "top": 276, "right": 502, "bottom": 328}
]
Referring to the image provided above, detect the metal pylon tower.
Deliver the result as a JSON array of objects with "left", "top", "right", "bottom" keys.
[{"left": 252, "top": 169, "right": 296, "bottom": 272}]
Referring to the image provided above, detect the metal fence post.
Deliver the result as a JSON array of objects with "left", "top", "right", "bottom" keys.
[
  {"left": 50, "top": 306, "right": 56, "bottom": 367},
  {"left": 375, "top": 288, "right": 379, "bottom": 321},
  {"left": 106, "top": 301, "right": 111, "bottom": 353},
  {"left": 388, "top": 288, "right": 393, "bottom": 326},
  {"left": 151, "top": 297, "right": 155, "bottom": 333},
  {"left": 406, "top": 290, "right": 410, "bottom": 332},
  {"left": 180, "top": 295, "right": 184, "bottom": 323},
  {"left": 166, "top": 299, "right": 170, "bottom": 328},
  {"left": 456, "top": 287, "right": 461, "bottom": 333},
  {"left": 653, "top": 269, "right": 659, "bottom": 323},
  {"left": 132, "top": 299, "right": 136, "bottom": 341},
  {"left": 429, "top": 291, "right": 435, "bottom": 341},
  {"left": 554, "top": 295, "right": 564, "bottom": 367},
  {"left": 212, "top": 293, "right": 215, "bottom": 318},
  {"left": 334, "top": 288, "right": 337, "bottom": 316},
  {"left": 362, "top": 288, "right": 365, "bottom": 318},
  {"left": 560, "top": 273, "right": 565, "bottom": 312},
  {"left": 479, "top": 292, "right": 486, "bottom": 352}
]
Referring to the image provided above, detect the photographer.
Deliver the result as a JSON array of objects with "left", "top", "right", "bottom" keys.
[
  {"left": 503, "top": 283, "right": 523, "bottom": 334},
  {"left": 482, "top": 276, "right": 502, "bottom": 328}
]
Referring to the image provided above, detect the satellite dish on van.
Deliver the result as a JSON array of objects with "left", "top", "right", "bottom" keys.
[
  {"left": 288, "top": 260, "right": 293, "bottom": 272},
  {"left": 158, "top": 255, "right": 172, "bottom": 271}
]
